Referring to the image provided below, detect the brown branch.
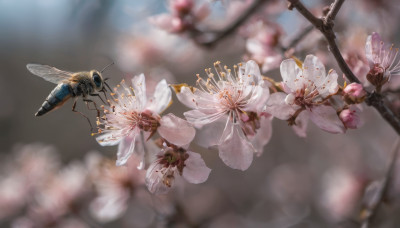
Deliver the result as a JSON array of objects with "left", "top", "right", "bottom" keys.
[
  {"left": 195, "top": 0, "right": 268, "bottom": 47},
  {"left": 324, "top": 0, "right": 344, "bottom": 23},
  {"left": 288, "top": 0, "right": 400, "bottom": 135},
  {"left": 282, "top": 25, "right": 314, "bottom": 53}
]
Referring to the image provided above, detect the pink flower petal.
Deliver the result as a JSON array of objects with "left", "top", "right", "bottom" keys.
[
  {"left": 146, "top": 79, "right": 171, "bottom": 114},
  {"left": 145, "top": 162, "right": 171, "bottom": 194},
  {"left": 280, "top": 59, "right": 300, "bottom": 92},
  {"left": 250, "top": 114, "right": 273, "bottom": 156},
  {"left": 131, "top": 74, "right": 147, "bottom": 110},
  {"left": 365, "top": 32, "right": 382, "bottom": 67},
  {"left": 265, "top": 92, "right": 297, "bottom": 120},
  {"left": 96, "top": 132, "right": 121, "bottom": 146},
  {"left": 176, "top": 86, "right": 197, "bottom": 109},
  {"left": 194, "top": 116, "right": 227, "bottom": 148},
  {"left": 116, "top": 129, "right": 139, "bottom": 166},
  {"left": 309, "top": 106, "right": 346, "bottom": 134},
  {"left": 158, "top": 113, "right": 196, "bottom": 146},
  {"left": 182, "top": 151, "right": 211, "bottom": 184},
  {"left": 303, "top": 54, "right": 326, "bottom": 85},
  {"left": 184, "top": 109, "right": 225, "bottom": 127},
  {"left": 292, "top": 110, "right": 309, "bottom": 137},
  {"left": 317, "top": 70, "right": 339, "bottom": 98},
  {"left": 218, "top": 118, "right": 255, "bottom": 171}
]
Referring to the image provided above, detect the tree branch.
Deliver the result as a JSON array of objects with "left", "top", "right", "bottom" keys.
[
  {"left": 195, "top": 0, "right": 268, "bottom": 47},
  {"left": 324, "top": 0, "right": 344, "bottom": 23},
  {"left": 282, "top": 25, "right": 314, "bottom": 53},
  {"left": 288, "top": 0, "right": 400, "bottom": 135}
]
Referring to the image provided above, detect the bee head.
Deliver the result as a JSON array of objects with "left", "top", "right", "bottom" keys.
[{"left": 91, "top": 70, "right": 104, "bottom": 91}]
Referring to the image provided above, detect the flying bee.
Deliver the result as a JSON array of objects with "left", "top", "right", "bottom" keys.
[{"left": 26, "top": 63, "right": 113, "bottom": 129}]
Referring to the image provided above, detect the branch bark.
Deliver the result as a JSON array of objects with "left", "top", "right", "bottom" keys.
[
  {"left": 288, "top": 0, "right": 400, "bottom": 135},
  {"left": 195, "top": 0, "right": 268, "bottom": 47}
]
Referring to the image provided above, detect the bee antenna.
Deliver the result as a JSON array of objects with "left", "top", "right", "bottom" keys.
[
  {"left": 104, "top": 78, "right": 109, "bottom": 81},
  {"left": 100, "top": 62, "right": 114, "bottom": 73}
]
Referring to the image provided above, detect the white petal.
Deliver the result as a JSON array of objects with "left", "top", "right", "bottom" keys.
[
  {"left": 131, "top": 74, "right": 147, "bottom": 110},
  {"left": 194, "top": 116, "right": 227, "bottom": 148},
  {"left": 145, "top": 162, "right": 172, "bottom": 194},
  {"left": 89, "top": 192, "right": 129, "bottom": 223},
  {"left": 243, "top": 85, "right": 270, "bottom": 112},
  {"left": 96, "top": 132, "right": 122, "bottom": 146},
  {"left": 265, "top": 92, "right": 297, "bottom": 120},
  {"left": 146, "top": 79, "right": 171, "bottom": 114},
  {"left": 158, "top": 113, "right": 196, "bottom": 146},
  {"left": 317, "top": 69, "right": 339, "bottom": 98},
  {"left": 176, "top": 86, "right": 197, "bottom": 109},
  {"left": 250, "top": 114, "right": 273, "bottom": 156},
  {"left": 116, "top": 130, "right": 139, "bottom": 166},
  {"left": 280, "top": 59, "right": 300, "bottom": 91},
  {"left": 184, "top": 109, "right": 225, "bottom": 127},
  {"left": 243, "top": 60, "right": 262, "bottom": 85},
  {"left": 309, "top": 106, "right": 346, "bottom": 134},
  {"left": 218, "top": 118, "right": 255, "bottom": 171},
  {"left": 365, "top": 32, "right": 382, "bottom": 66},
  {"left": 292, "top": 110, "right": 309, "bottom": 137},
  {"left": 303, "top": 55, "right": 326, "bottom": 85},
  {"left": 182, "top": 151, "right": 211, "bottom": 184}
]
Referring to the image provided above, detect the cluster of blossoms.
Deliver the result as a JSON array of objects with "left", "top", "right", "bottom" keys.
[
  {"left": 149, "top": 0, "right": 210, "bottom": 34},
  {"left": 95, "top": 74, "right": 210, "bottom": 194},
  {"left": 94, "top": 48, "right": 373, "bottom": 187}
]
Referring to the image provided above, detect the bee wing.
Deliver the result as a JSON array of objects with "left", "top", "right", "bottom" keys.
[{"left": 26, "top": 64, "right": 73, "bottom": 84}]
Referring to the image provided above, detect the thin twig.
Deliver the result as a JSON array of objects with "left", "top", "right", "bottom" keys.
[
  {"left": 288, "top": 0, "right": 400, "bottom": 135},
  {"left": 195, "top": 0, "right": 268, "bottom": 47},
  {"left": 324, "top": 0, "right": 345, "bottom": 23},
  {"left": 282, "top": 25, "right": 314, "bottom": 52},
  {"left": 361, "top": 138, "right": 400, "bottom": 228}
]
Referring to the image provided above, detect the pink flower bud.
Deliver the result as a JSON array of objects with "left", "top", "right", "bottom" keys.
[
  {"left": 170, "top": 0, "right": 194, "bottom": 15},
  {"left": 339, "top": 106, "right": 363, "bottom": 129},
  {"left": 343, "top": 83, "right": 366, "bottom": 103}
]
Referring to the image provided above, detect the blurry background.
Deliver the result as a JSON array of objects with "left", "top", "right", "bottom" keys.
[{"left": 1, "top": 0, "right": 400, "bottom": 227}]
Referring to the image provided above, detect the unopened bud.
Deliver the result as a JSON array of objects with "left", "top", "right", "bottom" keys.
[
  {"left": 339, "top": 106, "right": 363, "bottom": 129},
  {"left": 343, "top": 83, "right": 366, "bottom": 104}
]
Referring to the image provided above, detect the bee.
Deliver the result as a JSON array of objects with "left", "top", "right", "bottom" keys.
[{"left": 26, "top": 63, "right": 113, "bottom": 129}]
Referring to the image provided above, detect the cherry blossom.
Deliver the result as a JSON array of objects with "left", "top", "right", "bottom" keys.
[
  {"left": 240, "top": 18, "right": 283, "bottom": 72},
  {"left": 265, "top": 55, "right": 345, "bottom": 135},
  {"left": 149, "top": 0, "right": 210, "bottom": 33},
  {"left": 174, "top": 60, "right": 271, "bottom": 170},
  {"left": 87, "top": 153, "right": 145, "bottom": 223},
  {"left": 96, "top": 74, "right": 195, "bottom": 167},
  {"left": 145, "top": 141, "right": 211, "bottom": 194},
  {"left": 365, "top": 32, "right": 400, "bottom": 90}
]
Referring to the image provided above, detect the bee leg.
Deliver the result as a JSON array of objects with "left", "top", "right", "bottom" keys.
[
  {"left": 72, "top": 100, "right": 94, "bottom": 132},
  {"left": 83, "top": 99, "right": 101, "bottom": 118},
  {"left": 89, "top": 93, "right": 106, "bottom": 105}
]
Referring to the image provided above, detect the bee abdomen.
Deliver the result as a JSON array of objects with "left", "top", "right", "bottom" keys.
[{"left": 35, "top": 83, "right": 72, "bottom": 116}]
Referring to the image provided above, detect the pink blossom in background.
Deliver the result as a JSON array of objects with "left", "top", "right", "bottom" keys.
[
  {"left": 145, "top": 141, "right": 210, "bottom": 194},
  {"left": 175, "top": 60, "right": 271, "bottom": 170},
  {"left": 96, "top": 74, "right": 195, "bottom": 167},
  {"left": 149, "top": 0, "right": 210, "bottom": 33},
  {"left": 265, "top": 55, "right": 345, "bottom": 135},
  {"left": 240, "top": 18, "right": 283, "bottom": 72},
  {"left": 87, "top": 153, "right": 145, "bottom": 223}
]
